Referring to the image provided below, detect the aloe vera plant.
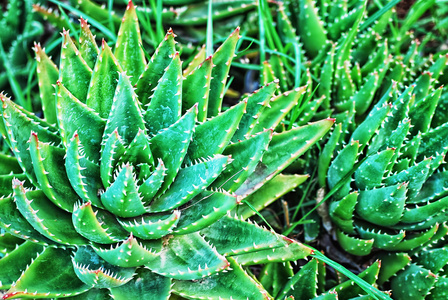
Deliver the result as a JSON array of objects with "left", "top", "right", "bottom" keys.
[{"left": 0, "top": 1, "right": 335, "bottom": 298}]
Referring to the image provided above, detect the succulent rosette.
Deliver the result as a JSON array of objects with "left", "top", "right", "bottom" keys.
[{"left": 0, "top": 1, "right": 334, "bottom": 299}]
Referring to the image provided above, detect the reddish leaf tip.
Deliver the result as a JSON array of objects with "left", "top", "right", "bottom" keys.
[{"left": 80, "top": 17, "right": 88, "bottom": 27}]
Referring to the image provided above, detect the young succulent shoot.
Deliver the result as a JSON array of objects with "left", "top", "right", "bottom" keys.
[{"left": 0, "top": 1, "right": 334, "bottom": 298}]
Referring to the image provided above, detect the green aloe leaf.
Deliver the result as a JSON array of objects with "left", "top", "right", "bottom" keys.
[
  {"left": 92, "top": 235, "right": 159, "bottom": 267},
  {"left": 101, "top": 163, "right": 146, "bottom": 218},
  {"left": 113, "top": 1, "right": 146, "bottom": 84},
  {"left": 174, "top": 190, "right": 238, "bottom": 235},
  {"left": 12, "top": 180, "right": 88, "bottom": 246},
  {"left": 59, "top": 29, "right": 92, "bottom": 103},
  {"left": 65, "top": 132, "right": 104, "bottom": 208},
  {"left": 79, "top": 17, "right": 100, "bottom": 69},
  {"left": 56, "top": 81, "right": 105, "bottom": 163},
  {"left": 117, "top": 210, "right": 180, "bottom": 240},
  {"left": 148, "top": 155, "right": 230, "bottom": 213},
  {"left": 149, "top": 107, "right": 196, "bottom": 195},
  {"left": 207, "top": 27, "right": 240, "bottom": 117},
  {"left": 73, "top": 246, "right": 136, "bottom": 289},
  {"left": 0, "top": 196, "right": 57, "bottom": 245},
  {"left": 110, "top": 267, "right": 171, "bottom": 299},
  {"left": 145, "top": 232, "right": 229, "bottom": 280},
  {"left": 4, "top": 247, "right": 91, "bottom": 299},
  {"left": 172, "top": 257, "right": 270, "bottom": 300},
  {"left": 29, "top": 132, "right": 79, "bottom": 212},
  {"left": 33, "top": 43, "right": 59, "bottom": 125},
  {"left": 86, "top": 40, "right": 122, "bottom": 119},
  {"left": 0, "top": 241, "right": 44, "bottom": 289},
  {"left": 144, "top": 53, "right": 182, "bottom": 136},
  {"left": 186, "top": 101, "right": 246, "bottom": 162},
  {"left": 135, "top": 29, "right": 176, "bottom": 106},
  {"left": 182, "top": 56, "right": 213, "bottom": 122},
  {"left": 72, "top": 202, "right": 129, "bottom": 243},
  {"left": 103, "top": 73, "right": 145, "bottom": 145}
]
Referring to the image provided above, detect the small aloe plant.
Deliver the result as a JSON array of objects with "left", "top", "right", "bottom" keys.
[
  {"left": 0, "top": 1, "right": 334, "bottom": 298},
  {"left": 321, "top": 50, "right": 448, "bottom": 299}
]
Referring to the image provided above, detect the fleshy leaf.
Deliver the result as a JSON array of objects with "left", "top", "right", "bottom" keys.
[
  {"left": 59, "top": 29, "right": 92, "bottom": 102},
  {"left": 144, "top": 52, "right": 182, "bottom": 136},
  {"left": 336, "top": 229, "right": 374, "bottom": 256},
  {"left": 355, "top": 148, "right": 395, "bottom": 190},
  {"left": 185, "top": 101, "right": 246, "bottom": 162},
  {"left": 119, "top": 129, "right": 154, "bottom": 169},
  {"left": 0, "top": 241, "right": 45, "bottom": 289},
  {"left": 148, "top": 155, "right": 230, "bottom": 213},
  {"left": 145, "top": 232, "right": 229, "bottom": 280},
  {"left": 92, "top": 235, "right": 159, "bottom": 267},
  {"left": 103, "top": 73, "right": 146, "bottom": 145},
  {"left": 236, "top": 174, "right": 309, "bottom": 220},
  {"left": 117, "top": 210, "right": 180, "bottom": 240},
  {"left": 110, "top": 267, "right": 171, "bottom": 299},
  {"left": 72, "top": 202, "right": 129, "bottom": 244},
  {"left": 66, "top": 132, "right": 104, "bottom": 208},
  {"left": 33, "top": 43, "right": 59, "bottom": 124},
  {"left": 251, "top": 86, "right": 306, "bottom": 133},
  {"left": 12, "top": 180, "right": 88, "bottom": 246},
  {"left": 101, "top": 164, "right": 146, "bottom": 218},
  {"left": 139, "top": 159, "right": 166, "bottom": 203},
  {"left": 149, "top": 107, "right": 196, "bottom": 195},
  {"left": 4, "top": 247, "right": 91, "bottom": 299},
  {"left": 237, "top": 119, "right": 334, "bottom": 196},
  {"left": 114, "top": 1, "right": 146, "bottom": 84},
  {"left": 211, "top": 130, "right": 272, "bottom": 192},
  {"left": 1, "top": 94, "right": 61, "bottom": 185},
  {"left": 182, "top": 56, "right": 212, "bottom": 122},
  {"left": 172, "top": 257, "right": 270, "bottom": 300},
  {"left": 0, "top": 196, "right": 57, "bottom": 245},
  {"left": 29, "top": 132, "right": 79, "bottom": 212},
  {"left": 232, "top": 81, "right": 278, "bottom": 141},
  {"left": 78, "top": 17, "right": 100, "bottom": 69},
  {"left": 100, "top": 130, "right": 126, "bottom": 188},
  {"left": 207, "top": 27, "right": 240, "bottom": 117},
  {"left": 72, "top": 246, "right": 136, "bottom": 289},
  {"left": 201, "top": 213, "right": 312, "bottom": 258},
  {"left": 135, "top": 29, "right": 176, "bottom": 106},
  {"left": 87, "top": 40, "right": 122, "bottom": 119},
  {"left": 356, "top": 183, "right": 407, "bottom": 227},
  {"left": 174, "top": 190, "right": 238, "bottom": 235},
  {"left": 56, "top": 81, "right": 105, "bottom": 163}
]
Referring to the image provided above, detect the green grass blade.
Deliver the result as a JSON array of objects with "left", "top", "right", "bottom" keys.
[
  {"left": 206, "top": 0, "right": 213, "bottom": 57},
  {"left": 0, "top": 42, "right": 31, "bottom": 111},
  {"left": 359, "top": 0, "right": 401, "bottom": 31},
  {"left": 311, "top": 250, "right": 392, "bottom": 300},
  {"left": 49, "top": 0, "right": 117, "bottom": 42},
  {"left": 108, "top": 0, "right": 116, "bottom": 34}
]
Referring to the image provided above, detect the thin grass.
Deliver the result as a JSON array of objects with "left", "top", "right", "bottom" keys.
[
  {"left": 49, "top": 0, "right": 117, "bottom": 42},
  {"left": 206, "top": 0, "right": 214, "bottom": 57},
  {"left": 311, "top": 251, "right": 393, "bottom": 300}
]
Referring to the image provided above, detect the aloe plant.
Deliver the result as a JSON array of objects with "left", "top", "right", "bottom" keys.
[
  {"left": 0, "top": 1, "right": 335, "bottom": 298},
  {"left": 320, "top": 44, "right": 448, "bottom": 300}
]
